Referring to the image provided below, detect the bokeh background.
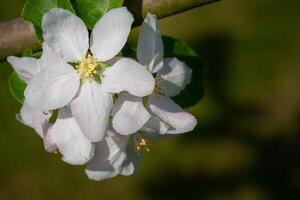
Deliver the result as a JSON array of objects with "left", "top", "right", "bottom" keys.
[{"left": 1, "top": 0, "right": 300, "bottom": 199}]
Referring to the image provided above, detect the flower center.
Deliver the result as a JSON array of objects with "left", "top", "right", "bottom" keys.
[
  {"left": 153, "top": 75, "right": 162, "bottom": 96},
  {"left": 76, "top": 54, "right": 98, "bottom": 80},
  {"left": 154, "top": 82, "right": 161, "bottom": 94},
  {"left": 136, "top": 138, "right": 151, "bottom": 153}
]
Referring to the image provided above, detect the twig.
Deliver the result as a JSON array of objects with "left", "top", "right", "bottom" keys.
[{"left": 0, "top": 0, "right": 220, "bottom": 60}]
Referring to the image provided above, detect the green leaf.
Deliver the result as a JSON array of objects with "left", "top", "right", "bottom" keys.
[
  {"left": 71, "top": 0, "right": 124, "bottom": 29},
  {"left": 121, "top": 43, "right": 136, "bottom": 59},
  {"left": 9, "top": 73, "right": 27, "bottom": 104},
  {"left": 49, "top": 109, "right": 59, "bottom": 123},
  {"left": 22, "top": 49, "right": 42, "bottom": 59},
  {"left": 22, "top": 49, "right": 33, "bottom": 57},
  {"left": 22, "top": 0, "right": 75, "bottom": 42},
  {"left": 162, "top": 36, "right": 205, "bottom": 108}
]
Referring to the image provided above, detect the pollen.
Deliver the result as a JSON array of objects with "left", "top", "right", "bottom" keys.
[
  {"left": 76, "top": 54, "right": 98, "bottom": 79},
  {"left": 136, "top": 138, "right": 151, "bottom": 153}
]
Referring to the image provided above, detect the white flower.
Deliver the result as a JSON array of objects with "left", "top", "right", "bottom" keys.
[
  {"left": 7, "top": 44, "right": 57, "bottom": 152},
  {"left": 85, "top": 126, "right": 161, "bottom": 181},
  {"left": 112, "top": 13, "right": 197, "bottom": 135},
  {"left": 24, "top": 7, "right": 155, "bottom": 142},
  {"left": 8, "top": 45, "right": 94, "bottom": 164}
]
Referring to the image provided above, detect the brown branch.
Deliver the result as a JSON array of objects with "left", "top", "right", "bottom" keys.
[
  {"left": 0, "top": 0, "right": 220, "bottom": 60},
  {"left": 0, "top": 18, "right": 40, "bottom": 60},
  {"left": 127, "top": 0, "right": 220, "bottom": 25}
]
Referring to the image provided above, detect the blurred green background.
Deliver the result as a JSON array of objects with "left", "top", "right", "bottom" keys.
[{"left": 1, "top": 0, "right": 300, "bottom": 199}]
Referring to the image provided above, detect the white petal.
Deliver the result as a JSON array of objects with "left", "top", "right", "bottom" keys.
[
  {"left": 49, "top": 107, "right": 93, "bottom": 165},
  {"left": 25, "top": 61, "right": 80, "bottom": 111},
  {"left": 17, "top": 104, "right": 55, "bottom": 152},
  {"left": 105, "top": 56, "right": 122, "bottom": 65},
  {"left": 90, "top": 7, "right": 133, "bottom": 61},
  {"left": 120, "top": 139, "right": 142, "bottom": 176},
  {"left": 38, "top": 43, "right": 62, "bottom": 70},
  {"left": 141, "top": 117, "right": 170, "bottom": 135},
  {"left": 102, "top": 58, "right": 155, "bottom": 97},
  {"left": 120, "top": 161, "right": 135, "bottom": 176},
  {"left": 137, "top": 13, "right": 164, "bottom": 73},
  {"left": 19, "top": 103, "right": 40, "bottom": 128},
  {"left": 85, "top": 130, "right": 129, "bottom": 181},
  {"left": 158, "top": 58, "right": 192, "bottom": 97},
  {"left": 7, "top": 56, "right": 39, "bottom": 83},
  {"left": 70, "top": 81, "right": 113, "bottom": 142},
  {"left": 148, "top": 95, "right": 197, "bottom": 134},
  {"left": 112, "top": 94, "right": 150, "bottom": 135},
  {"left": 42, "top": 8, "right": 89, "bottom": 62},
  {"left": 43, "top": 126, "right": 58, "bottom": 153},
  {"left": 19, "top": 102, "right": 50, "bottom": 138}
]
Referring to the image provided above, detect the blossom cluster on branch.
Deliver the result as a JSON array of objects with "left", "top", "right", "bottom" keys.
[{"left": 7, "top": 7, "right": 197, "bottom": 181}]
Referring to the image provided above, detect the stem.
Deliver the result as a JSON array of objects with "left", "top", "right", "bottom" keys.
[{"left": 0, "top": 0, "right": 220, "bottom": 60}]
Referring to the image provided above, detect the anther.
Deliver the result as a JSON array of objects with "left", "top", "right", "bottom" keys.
[
  {"left": 136, "top": 138, "right": 151, "bottom": 153},
  {"left": 76, "top": 53, "right": 98, "bottom": 79}
]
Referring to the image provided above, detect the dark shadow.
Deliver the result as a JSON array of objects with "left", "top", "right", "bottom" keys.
[
  {"left": 138, "top": 32, "right": 300, "bottom": 200},
  {"left": 163, "top": 36, "right": 205, "bottom": 108},
  {"left": 124, "top": 0, "right": 143, "bottom": 26}
]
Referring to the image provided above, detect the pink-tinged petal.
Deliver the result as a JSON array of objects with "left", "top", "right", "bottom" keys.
[
  {"left": 70, "top": 81, "right": 113, "bottom": 142},
  {"left": 137, "top": 13, "right": 164, "bottom": 73},
  {"left": 85, "top": 129, "right": 129, "bottom": 181},
  {"left": 48, "top": 107, "right": 93, "bottom": 165},
  {"left": 158, "top": 58, "right": 192, "bottom": 97},
  {"left": 102, "top": 58, "right": 155, "bottom": 97},
  {"left": 25, "top": 61, "right": 80, "bottom": 111},
  {"left": 147, "top": 95, "right": 197, "bottom": 134},
  {"left": 7, "top": 56, "right": 39, "bottom": 83},
  {"left": 42, "top": 8, "right": 89, "bottom": 62},
  {"left": 90, "top": 7, "right": 133, "bottom": 61},
  {"left": 112, "top": 94, "right": 151, "bottom": 135}
]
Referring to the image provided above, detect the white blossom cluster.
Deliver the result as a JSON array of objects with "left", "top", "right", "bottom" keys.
[{"left": 8, "top": 7, "right": 197, "bottom": 181}]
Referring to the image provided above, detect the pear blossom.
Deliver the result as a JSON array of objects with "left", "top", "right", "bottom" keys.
[
  {"left": 112, "top": 13, "right": 197, "bottom": 135},
  {"left": 24, "top": 7, "right": 155, "bottom": 143}
]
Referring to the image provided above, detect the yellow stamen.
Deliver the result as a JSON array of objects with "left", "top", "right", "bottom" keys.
[
  {"left": 154, "top": 82, "right": 161, "bottom": 94},
  {"left": 136, "top": 138, "right": 151, "bottom": 153},
  {"left": 153, "top": 76, "right": 162, "bottom": 96},
  {"left": 76, "top": 54, "right": 98, "bottom": 79}
]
